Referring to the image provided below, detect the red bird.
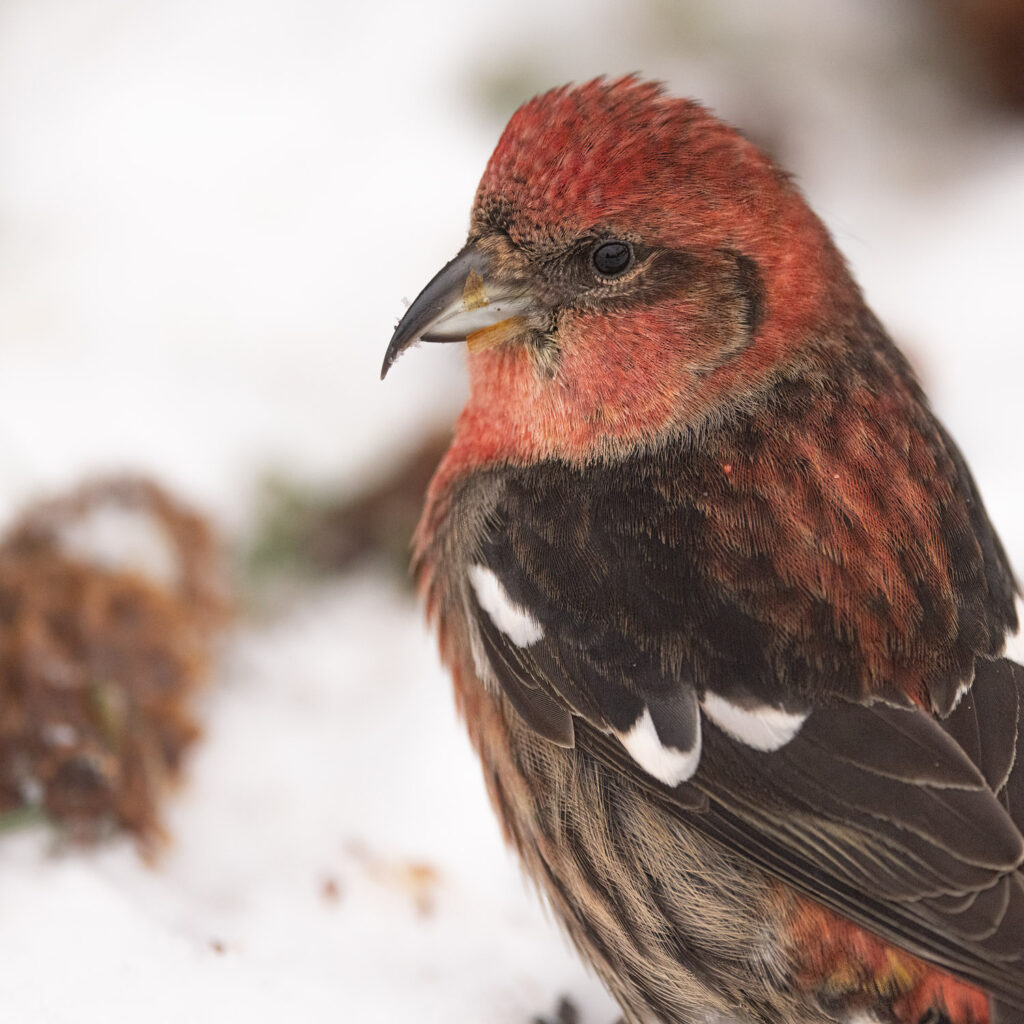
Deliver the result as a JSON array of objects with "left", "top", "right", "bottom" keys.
[{"left": 381, "top": 78, "right": 1024, "bottom": 1024}]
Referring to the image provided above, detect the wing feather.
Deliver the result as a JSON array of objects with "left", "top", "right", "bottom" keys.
[{"left": 446, "top": 432, "right": 1024, "bottom": 1007}]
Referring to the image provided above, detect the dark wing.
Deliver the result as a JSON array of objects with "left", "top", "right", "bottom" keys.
[
  {"left": 572, "top": 676, "right": 1024, "bottom": 1005},
  {"left": 455, "top": 433, "right": 1024, "bottom": 1006},
  {"left": 695, "top": 686, "right": 1024, "bottom": 1004}
]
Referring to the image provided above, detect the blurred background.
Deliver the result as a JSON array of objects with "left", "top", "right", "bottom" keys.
[{"left": 0, "top": 0, "right": 1021, "bottom": 1021}]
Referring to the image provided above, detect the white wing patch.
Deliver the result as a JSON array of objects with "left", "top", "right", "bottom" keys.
[
  {"left": 1004, "top": 596, "right": 1024, "bottom": 665},
  {"left": 616, "top": 708, "right": 701, "bottom": 785},
  {"left": 702, "top": 692, "right": 808, "bottom": 751},
  {"left": 468, "top": 564, "right": 544, "bottom": 647}
]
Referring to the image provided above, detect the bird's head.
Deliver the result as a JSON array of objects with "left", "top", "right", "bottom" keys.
[{"left": 382, "top": 77, "right": 859, "bottom": 464}]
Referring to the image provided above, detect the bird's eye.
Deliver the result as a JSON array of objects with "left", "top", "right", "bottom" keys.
[{"left": 591, "top": 240, "right": 634, "bottom": 278}]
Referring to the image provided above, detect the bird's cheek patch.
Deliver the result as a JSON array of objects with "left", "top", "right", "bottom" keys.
[
  {"left": 701, "top": 692, "right": 808, "bottom": 751},
  {"left": 467, "top": 564, "right": 544, "bottom": 647},
  {"left": 616, "top": 707, "right": 702, "bottom": 786}
]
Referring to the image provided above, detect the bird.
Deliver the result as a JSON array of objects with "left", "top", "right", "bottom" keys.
[{"left": 380, "top": 77, "right": 1024, "bottom": 1024}]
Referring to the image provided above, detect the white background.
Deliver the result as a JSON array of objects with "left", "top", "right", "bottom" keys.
[{"left": 0, "top": 1, "right": 1022, "bottom": 1020}]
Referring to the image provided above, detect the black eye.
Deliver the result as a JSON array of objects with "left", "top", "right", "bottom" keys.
[{"left": 591, "top": 240, "right": 633, "bottom": 278}]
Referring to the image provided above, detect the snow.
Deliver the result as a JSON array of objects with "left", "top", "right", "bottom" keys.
[
  {"left": 54, "top": 500, "right": 183, "bottom": 587},
  {"left": 0, "top": 578, "right": 610, "bottom": 1023},
  {"left": 0, "top": 0, "right": 1022, "bottom": 1021}
]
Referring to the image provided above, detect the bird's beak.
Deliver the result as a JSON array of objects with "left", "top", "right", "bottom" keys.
[{"left": 381, "top": 245, "right": 540, "bottom": 379}]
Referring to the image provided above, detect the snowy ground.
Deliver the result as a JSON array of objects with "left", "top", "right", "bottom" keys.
[
  {"left": 0, "top": 577, "right": 611, "bottom": 1022},
  {"left": 0, "top": 1, "right": 1022, "bottom": 1021}
]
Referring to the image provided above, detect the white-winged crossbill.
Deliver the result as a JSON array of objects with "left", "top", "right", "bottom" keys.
[{"left": 381, "top": 78, "right": 1024, "bottom": 1024}]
